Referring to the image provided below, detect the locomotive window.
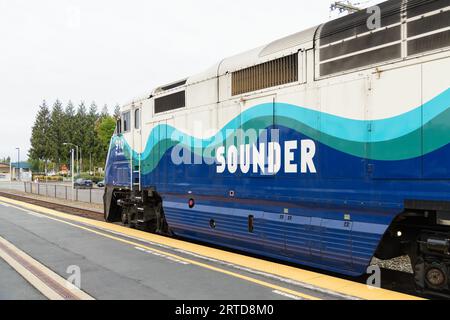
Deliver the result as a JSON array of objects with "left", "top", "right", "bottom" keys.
[
  {"left": 232, "top": 54, "right": 298, "bottom": 96},
  {"left": 122, "top": 111, "right": 130, "bottom": 133},
  {"left": 116, "top": 118, "right": 122, "bottom": 134},
  {"left": 134, "top": 109, "right": 140, "bottom": 129},
  {"left": 154, "top": 91, "right": 185, "bottom": 114}
]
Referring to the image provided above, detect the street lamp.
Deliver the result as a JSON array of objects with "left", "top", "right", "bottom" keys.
[
  {"left": 63, "top": 143, "right": 80, "bottom": 176},
  {"left": 15, "top": 147, "right": 20, "bottom": 181},
  {"left": 71, "top": 148, "right": 75, "bottom": 200}
]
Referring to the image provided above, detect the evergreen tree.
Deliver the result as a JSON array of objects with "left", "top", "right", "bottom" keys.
[
  {"left": 85, "top": 102, "right": 99, "bottom": 172},
  {"left": 29, "top": 99, "right": 117, "bottom": 173},
  {"left": 100, "top": 104, "right": 109, "bottom": 118},
  {"left": 0, "top": 156, "right": 10, "bottom": 164},
  {"left": 89, "top": 101, "right": 98, "bottom": 117},
  {"left": 29, "top": 100, "right": 52, "bottom": 171},
  {"left": 49, "top": 100, "right": 66, "bottom": 170},
  {"left": 74, "top": 102, "right": 87, "bottom": 171},
  {"left": 113, "top": 104, "right": 121, "bottom": 119},
  {"left": 62, "top": 100, "right": 77, "bottom": 165}
]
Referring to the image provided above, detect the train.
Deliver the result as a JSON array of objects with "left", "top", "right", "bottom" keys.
[{"left": 104, "top": 0, "right": 450, "bottom": 298}]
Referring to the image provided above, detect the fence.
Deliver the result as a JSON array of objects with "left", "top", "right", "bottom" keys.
[{"left": 24, "top": 182, "right": 104, "bottom": 205}]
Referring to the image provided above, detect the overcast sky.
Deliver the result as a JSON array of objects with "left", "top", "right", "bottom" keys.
[{"left": 0, "top": 0, "right": 382, "bottom": 161}]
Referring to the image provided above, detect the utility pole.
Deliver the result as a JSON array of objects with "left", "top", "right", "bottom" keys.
[{"left": 63, "top": 143, "right": 79, "bottom": 177}]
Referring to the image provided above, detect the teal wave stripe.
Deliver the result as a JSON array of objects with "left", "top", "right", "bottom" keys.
[{"left": 110, "top": 88, "right": 450, "bottom": 174}]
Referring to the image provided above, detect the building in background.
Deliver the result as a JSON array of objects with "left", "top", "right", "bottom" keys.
[
  {"left": 0, "top": 162, "right": 11, "bottom": 181},
  {"left": 10, "top": 161, "right": 32, "bottom": 182}
]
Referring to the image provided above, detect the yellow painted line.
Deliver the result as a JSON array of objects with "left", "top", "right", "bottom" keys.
[
  {"left": 0, "top": 198, "right": 319, "bottom": 300},
  {"left": 0, "top": 235, "right": 94, "bottom": 300},
  {"left": 0, "top": 196, "right": 424, "bottom": 300}
]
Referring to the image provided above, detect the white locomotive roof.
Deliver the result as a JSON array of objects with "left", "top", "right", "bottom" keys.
[
  {"left": 122, "top": 92, "right": 151, "bottom": 107},
  {"left": 186, "top": 62, "right": 222, "bottom": 85},
  {"left": 259, "top": 26, "right": 318, "bottom": 57},
  {"left": 218, "top": 25, "right": 318, "bottom": 75},
  {"left": 121, "top": 24, "right": 319, "bottom": 108}
]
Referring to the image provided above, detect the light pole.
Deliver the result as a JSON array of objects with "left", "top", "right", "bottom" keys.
[
  {"left": 71, "top": 148, "right": 75, "bottom": 201},
  {"left": 15, "top": 147, "right": 20, "bottom": 181},
  {"left": 63, "top": 143, "right": 79, "bottom": 176}
]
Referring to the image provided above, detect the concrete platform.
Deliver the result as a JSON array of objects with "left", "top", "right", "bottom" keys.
[
  {"left": 0, "top": 197, "right": 423, "bottom": 300},
  {"left": 0, "top": 202, "right": 327, "bottom": 300}
]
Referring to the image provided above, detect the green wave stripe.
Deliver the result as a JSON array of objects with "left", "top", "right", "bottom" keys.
[{"left": 109, "top": 88, "right": 450, "bottom": 174}]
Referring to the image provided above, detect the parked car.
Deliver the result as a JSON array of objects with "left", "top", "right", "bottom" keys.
[
  {"left": 97, "top": 180, "right": 105, "bottom": 188},
  {"left": 74, "top": 179, "right": 93, "bottom": 189}
]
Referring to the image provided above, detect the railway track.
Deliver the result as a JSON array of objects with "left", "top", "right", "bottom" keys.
[{"left": 0, "top": 191, "right": 103, "bottom": 221}]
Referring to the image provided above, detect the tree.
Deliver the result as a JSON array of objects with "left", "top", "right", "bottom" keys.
[
  {"left": 49, "top": 100, "right": 66, "bottom": 170},
  {"left": 62, "top": 100, "right": 77, "bottom": 164},
  {"left": 0, "top": 156, "right": 10, "bottom": 164},
  {"left": 100, "top": 104, "right": 109, "bottom": 118},
  {"left": 29, "top": 99, "right": 116, "bottom": 173},
  {"left": 85, "top": 102, "right": 99, "bottom": 172},
  {"left": 95, "top": 116, "right": 116, "bottom": 165},
  {"left": 29, "top": 100, "right": 52, "bottom": 172},
  {"left": 113, "top": 104, "right": 121, "bottom": 119},
  {"left": 74, "top": 102, "right": 87, "bottom": 171}
]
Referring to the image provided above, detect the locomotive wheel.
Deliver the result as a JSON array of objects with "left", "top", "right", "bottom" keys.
[{"left": 425, "top": 264, "right": 447, "bottom": 289}]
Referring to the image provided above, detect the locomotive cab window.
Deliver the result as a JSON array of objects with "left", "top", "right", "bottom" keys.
[
  {"left": 116, "top": 118, "right": 122, "bottom": 134},
  {"left": 134, "top": 109, "right": 141, "bottom": 130},
  {"left": 122, "top": 111, "right": 131, "bottom": 133}
]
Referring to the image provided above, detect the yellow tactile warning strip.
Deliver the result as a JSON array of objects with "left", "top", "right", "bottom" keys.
[
  {"left": 0, "top": 196, "right": 424, "bottom": 300},
  {"left": 0, "top": 235, "right": 94, "bottom": 300}
]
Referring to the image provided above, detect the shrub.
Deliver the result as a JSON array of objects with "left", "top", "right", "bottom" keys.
[{"left": 32, "top": 175, "right": 64, "bottom": 182}]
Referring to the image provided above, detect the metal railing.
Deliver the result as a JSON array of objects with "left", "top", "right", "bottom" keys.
[{"left": 23, "top": 182, "right": 104, "bottom": 205}]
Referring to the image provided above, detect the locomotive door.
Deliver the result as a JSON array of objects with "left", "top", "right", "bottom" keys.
[
  {"left": 118, "top": 108, "right": 133, "bottom": 188},
  {"left": 366, "top": 65, "right": 422, "bottom": 179},
  {"left": 240, "top": 94, "right": 277, "bottom": 179},
  {"left": 422, "top": 57, "right": 450, "bottom": 178},
  {"left": 319, "top": 77, "right": 367, "bottom": 179},
  {"left": 132, "top": 106, "right": 143, "bottom": 190},
  {"left": 229, "top": 95, "right": 284, "bottom": 255},
  {"left": 147, "top": 118, "right": 171, "bottom": 188}
]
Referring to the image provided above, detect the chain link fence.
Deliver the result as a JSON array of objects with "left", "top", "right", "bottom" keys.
[{"left": 24, "top": 182, "right": 104, "bottom": 204}]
